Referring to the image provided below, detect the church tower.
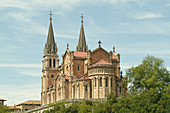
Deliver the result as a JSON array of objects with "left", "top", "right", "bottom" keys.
[
  {"left": 76, "top": 14, "right": 88, "bottom": 52},
  {"left": 41, "top": 12, "right": 59, "bottom": 105}
]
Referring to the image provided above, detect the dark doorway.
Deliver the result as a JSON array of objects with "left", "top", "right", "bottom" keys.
[{"left": 90, "top": 80, "right": 92, "bottom": 98}]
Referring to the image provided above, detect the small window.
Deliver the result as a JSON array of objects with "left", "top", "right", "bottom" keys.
[
  {"left": 51, "top": 74, "right": 54, "bottom": 78},
  {"left": 85, "top": 85, "right": 88, "bottom": 91},
  {"left": 53, "top": 59, "right": 55, "bottom": 67},
  {"left": 106, "top": 77, "right": 108, "bottom": 87},
  {"left": 94, "top": 77, "right": 96, "bottom": 87},
  {"left": 78, "top": 65, "right": 80, "bottom": 71},
  {"left": 49, "top": 59, "right": 51, "bottom": 67},
  {"left": 100, "top": 77, "right": 102, "bottom": 87},
  {"left": 111, "top": 78, "right": 113, "bottom": 87}
]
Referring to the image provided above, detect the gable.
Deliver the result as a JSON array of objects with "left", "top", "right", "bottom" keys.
[{"left": 91, "top": 47, "right": 111, "bottom": 64}]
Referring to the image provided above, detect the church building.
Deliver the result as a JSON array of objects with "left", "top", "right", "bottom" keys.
[{"left": 41, "top": 14, "right": 126, "bottom": 106}]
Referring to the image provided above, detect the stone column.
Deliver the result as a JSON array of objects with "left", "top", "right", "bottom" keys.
[
  {"left": 83, "top": 82, "right": 85, "bottom": 99},
  {"left": 71, "top": 64, "right": 74, "bottom": 75},
  {"left": 88, "top": 81, "right": 90, "bottom": 99},
  {"left": 109, "top": 77, "right": 111, "bottom": 94},
  {"left": 92, "top": 78, "right": 94, "bottom": 98},
  {"left": 97, "top": 77, "right": 99, "bottom": 99},
  {"left": 103, "top": 76, "right": 106, "bottom": 98}
]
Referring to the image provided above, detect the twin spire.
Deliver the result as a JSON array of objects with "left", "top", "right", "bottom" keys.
[
  {"left": 44, "top": 11, "right": 57, "bottom": 55},
  {"left": 44, "top": 12, "right": 88, "bottom": 55},
  {"left": 76, "top": 13, "right": 88, "bottom": 52}
]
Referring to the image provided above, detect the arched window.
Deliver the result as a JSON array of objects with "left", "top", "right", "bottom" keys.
[
  {"left": 119, "top": 87, "right": 121, "bottom": 94},
  {"left": 94, "top": 77, "right": 96, "bottom": 87},
  {"left": 49, "top": 59, "right": 51, "bottom": 68},
  {"left": 78, "top": 65, "right": 80, "bottom": 71},
  {"left": 111, "top": 78, "right": 113, "bottom": 87},
  {"left": 106, "top": 77, "right": 108, "bottom": 87},
  {"left": 100, "top": 77, "right": 102, "bottom": 87},
  {"left": 53, "top": 59, "right": 55, "bottom": 67},
  {"left": 85, "top": 85, "right": 88, "bottom": 91}
]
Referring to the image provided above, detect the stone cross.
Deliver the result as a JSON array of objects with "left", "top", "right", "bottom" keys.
[
  {"left": 98, "top": 40, "right": 102, "bottom": 47},
  {"left": 81, "top": 13, "right": 84, "bottom": 23},
  {"left": 67, "top": 43, "right": 69, "bottom": 49},
  {"left": 49, "top": 11, "right": 52, "bottom": 19}
]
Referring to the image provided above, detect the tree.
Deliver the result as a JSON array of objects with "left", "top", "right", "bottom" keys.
[
  {"left": 126, "top": 55, "right": 170, "bottom": 94},
  {"left": 0, "top": 105, "right": 11, "bottom": 113}
]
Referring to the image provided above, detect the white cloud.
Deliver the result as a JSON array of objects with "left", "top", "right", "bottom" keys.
[
  {"left": 0, "top": 64, "right": 41, "bottom": 68},
  {"left": 166, "top": 3, "right": 170, "bottom": 7},
  {"left": 0, "top": 84, "right": 40, "bottom": 106},
  {"left": 0, "top": 0, "right": 80, "bottom": 11},
  {"left": 120, "top": 48, "right": 170, "bottom": 55},
  {"left": 121, "top": 64, "right": 132, "bottom": 69},
  {"left": 135, "top": 13, "right": 163, "bottom": 19},
  {"left": 167, "top": 67, "right": 170, "bottom": 71},
  {"left": 17, "top": 70, "right": 41, "bottom": 77}
]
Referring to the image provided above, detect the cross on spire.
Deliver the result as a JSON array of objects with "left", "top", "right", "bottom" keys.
[
  {"left": 49, "top": 11, "right": 52, "bottom": 20},
  {"left": 98, "top": 40, "right": 102, "bottom": 47},
  {"left": 81, "top": 13, "right": 84, "bottom": 23},
  {"left": 67, "top": 43, "right": 69, "bottom": 49}
]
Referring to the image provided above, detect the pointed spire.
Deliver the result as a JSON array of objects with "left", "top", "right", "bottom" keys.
[
  {"left": 44, "top": 11, "right": 58, "bottom": 55},
  {"left": 76, "top": 13, "right": 88, "bottom": 52}
]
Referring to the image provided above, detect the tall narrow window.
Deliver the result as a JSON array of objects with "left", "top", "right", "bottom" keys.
[
  {"left": 100, "top": 77, "right": 102, "bottom": 87},
  {"left": 94, "top": 77, "right": 96, "bottom": 87},
  {"left": 111, "top": 78, "right": 113, "bottom": 87},
  {"left": 49, "top": 59, "right": 51, "bottom": 68},
  {"left": 106, "top": 77, "right": 108, "bottom": 87},
  {"left": 78, "top": 65, "right": 80, "bottom": 71},
  {"left": 85, "top": 85, "right": 88, "bottom": 91},
  {"left": 119, "top": 87, "right": 121, "bottom": 94},
  {"left": 53, "top": 59, "right": 55, "bottom": 67}
]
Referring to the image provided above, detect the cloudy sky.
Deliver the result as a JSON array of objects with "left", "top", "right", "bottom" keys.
[{"left": 0, "top": 0, "right": 170, "bottom": 106}]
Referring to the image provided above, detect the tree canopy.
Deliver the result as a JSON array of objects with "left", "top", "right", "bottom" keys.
[
  {"left": 0, "top": 105, "right": 11, "bottom": 113},
  {"left": 126, "top": 55, "right": 170, "bottom": 93}
]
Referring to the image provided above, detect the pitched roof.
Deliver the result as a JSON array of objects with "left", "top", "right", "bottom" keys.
[
  {"left": 93, "top": 59, "right": 112, "bottom": 65},
  {"left": 8, "top": 106, "right": 21, "bottom": 110},
  {"left": 17, "top": 100, "right": 41, "bottom": 106},
  {"left": 74, "top": 51, "right": 86, "bottom": 57},
  {"left": 0, "top": 98, "right": 6, "bottom": 101},
  {"left": 76, "top": 19, "right": 88, "bottom": 52},
  {"left": 65, "top": 75, "right": 69, "bottom": 80},
  {"left": 44, "top": 18, "right": 58, "bottom": 55},
  {"left": 112, "top": 54, "right": 117, "bottom": 59}
]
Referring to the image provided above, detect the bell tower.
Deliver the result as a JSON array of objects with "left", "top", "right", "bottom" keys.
[{"left": 41, "top": 11, "right": 59, "bottom": 105}]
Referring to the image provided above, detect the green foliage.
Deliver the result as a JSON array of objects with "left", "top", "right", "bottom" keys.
[
  {"left": 44, "top": 56, "right": 170, "bottom": 113},
  {"left": 0, "top": 105, "right": 11, "bottom": 113},
  {"left": 126, "top": 55, "right": 170, "bottom": 93}
]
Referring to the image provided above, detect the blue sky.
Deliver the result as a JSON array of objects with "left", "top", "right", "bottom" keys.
[{"left": 0, "top": 0, "right": 170, "bottom": 106}]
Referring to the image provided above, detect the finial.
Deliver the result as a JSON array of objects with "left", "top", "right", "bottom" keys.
[
  {"left": 113, "top": 46, "right": 115, "bottom": 52},
  {"left": 98, "top": 40, "right": 102, "bottom": 47},
  {"left": 120, "top": 71, "right": 123, "bottom": 79},
  {"left": 67, "top": 43, "right": 69, "bottom": 49},
  {"left": 49, "top": 11, "right": 52, "bottom": 20},
  {"left": 81, "top": 13, "right": 84, "bottom": 23}
]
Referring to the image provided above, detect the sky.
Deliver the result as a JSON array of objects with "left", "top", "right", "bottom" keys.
[{"left": 0, "top": 0, "right": 170, "bottom": 106}]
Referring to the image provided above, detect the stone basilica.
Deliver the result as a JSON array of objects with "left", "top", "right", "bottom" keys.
[{"left": 41, "top": 14, "right": 126, "bottom": 106}]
